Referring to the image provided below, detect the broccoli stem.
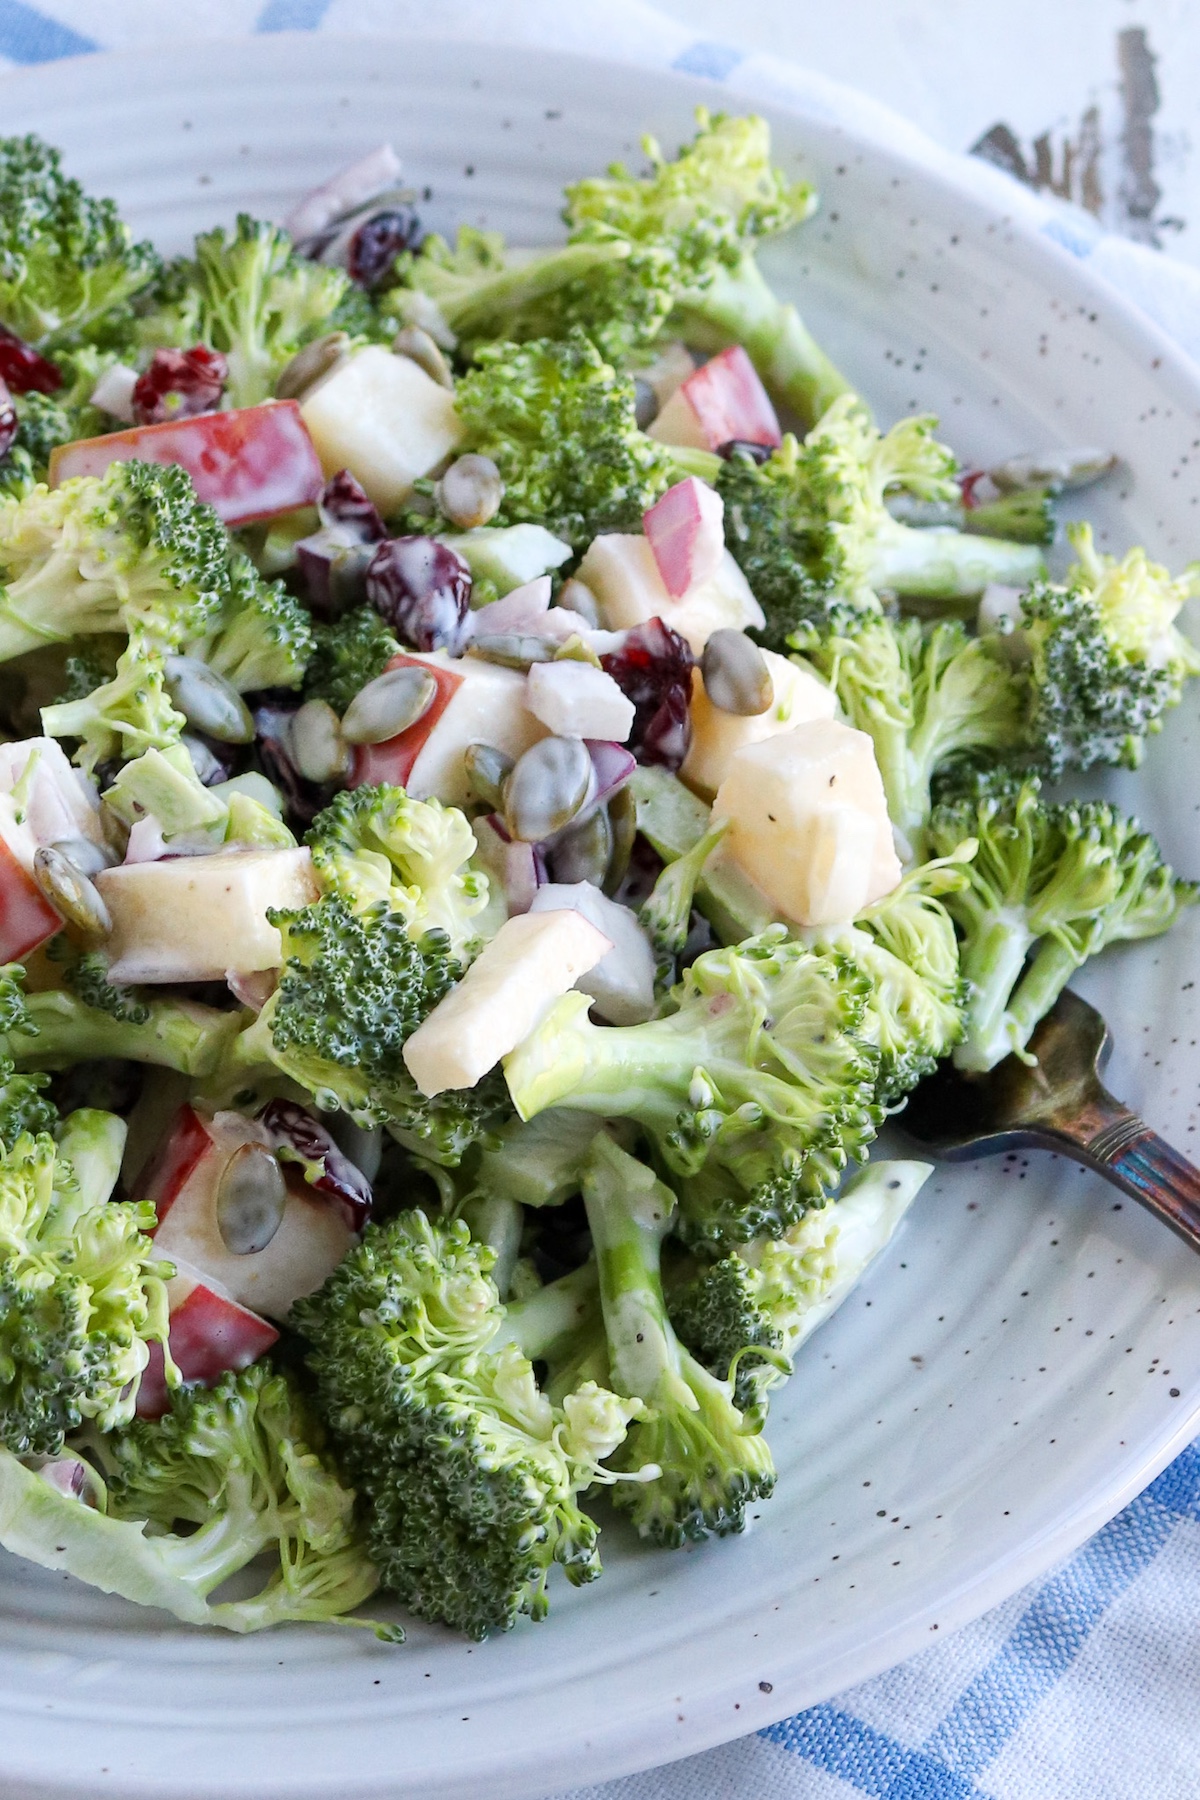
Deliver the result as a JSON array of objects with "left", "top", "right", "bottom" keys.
[
  {"left": 11, "top": 991, "right": 243, "bottom": 1077},
  {"left": 579, "top": 1134, "right": 691, "bottom": 1411},
  {"left": 56, "top": 1109, "right": 125, "bottom": 1210},
  {"left": 442, "top": 240, "right": 635, "bottom": 337},
  {"left": 1002, "top": 937, "right": 1084, "bottom": 1061},
  {"left": 868, "top": 525, "right": 1045, "bottom": 600},
  {"left": 954, "top": 910, "right": 1035, "bottom": 1072},
  {"left": 499, "top": 1261, "right": 601, "bottom": 1365},
  {"left": 671, "top": 253, "right": 853, "bottom": 427}
]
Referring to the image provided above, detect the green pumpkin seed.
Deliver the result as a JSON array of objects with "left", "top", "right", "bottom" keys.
[
  {"left": 275, "top": 332, "right": 350, "bottom": 401},
  {"left": 393, "top": 325, "right": 455, "bottom": 392},
  {"left": 435, "top": 454, "right": 504, "bottom": 530},
  {"left": 289, "top": 700, "right": 352, "bottom": 783},
  {"left": 701, "top": 629, "right": 773, "bottom": 716},
  {"left": 165, "top": 657, "right": 255, "bottom": 745},
  {"left": 341, "top": 665, "right": 437, "bottom": 745},
  {"left": 603, "top": 784, "right": 637, "bottom": 897},
  {"left": 33, "top": 846, "right": 111, "bottom": 940},
  {"left": 505, "top": 736, "right": 594, "bottom": 843},
  {"left": 550, "top": 804, "right": 612, "bottom": 886},
  {"left": 216, "top": 1143, "right": 287, "bottom": 1255},
  {"left": 470, "top": 632, "right": 558, "bottom": 670},
  {"left": 464, "top": 742, "right": 514, "bottom": 812}
]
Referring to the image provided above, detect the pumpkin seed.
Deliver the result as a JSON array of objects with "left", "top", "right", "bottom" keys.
[
  {"left": 435, "top": 454, "right": 504, "bottom": 530},
  {"left": 275, "top": 332, "right": 350, "bottom": 401},
  {"left": 603, "top": 784, "right": 637, "bottom": 897},
  {"left": 701, "top": 629, "right": 773, "bottom": 716},
  {"left": 505, "top": 736, "right": 595, "bottom": 843},
  {"left": 341, "top": 664, "right": 437, "bottom": 745},
  {"left": 33, "top": 846, "right": 111, "bottom": 939},
  {"left": 633, "top": 377, "right": 658, "bottom": 430},
  {"left": 392, "top": 325, "right": 455, "bottom": 391},
  {"left": 49, "top": 835, "right": 115, "bottom": 877},
  {"left": 549, "top": 803, "right": 612, "bottom": 886},
  {"left": 216, "top": 1143, "right": 288, "bottom": 1255},
  {"left": 289, "top": 699, "right": 352, "bottom": 783},
  {"left": 464, "top": 742, "right": 514, "bottom": 811},
  {"left": 470, "top": 632, "right": 558, "bottom": 670},
  {"left": 165, "top": 657, "right": 255, "bottom": 745}
]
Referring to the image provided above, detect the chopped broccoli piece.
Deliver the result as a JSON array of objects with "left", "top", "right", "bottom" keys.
[
  {"left": 395, "top": 111, "right": 846, "bottom": 425},
  {"left": 580, "top": 1134, "right": 775, "bottom": 1544},
  {"left": 670, "top": 1160, "right": 931, "bottom": 1415},
  {"left": 0, "top": 459, "right": 233, "bottom": 665},
  {"left": 41, "top": 629, "right": 186, "bottom": 774},
  {"left": 138, "top": 214, "right": 351, "bottom": 408},
  {"left": 450, "top": 331, "right": 718, "bottom": 550},
  {"left": 928, "top": 779, "right": 1199, "bottom": 1071},
  {"left": 228, "top": 894, "right": 507, "bottom": 1162},
  {"left": 292, "top": 1209, "right": 641, "bottom": 1637},
  {"left": 0, "top": 1364, "right": 388, "bottom": 1635},
  {"left": 0, "top": 391, "right": 78, "bottom": 500},
  {"left": 504, "top": 927, "right": 882, "bottom": 1254},
  {"left": 0, "top": 1111, "right": 172, "bottom": 1454},
  {"left": 0, "top": 964, "right": 56, "bottom": 1146},
  {"left": 638, "top": 815, "right": 730, "bottom": 983},
  {"left": 0, "top": 134, "right": 158, "bottom": 348},
  {"left": 806, "top": 613, "right": 1026, "bottom": 847},
  {"left": 306, "top": 784, "right": 492, "bottom": 960},
  {"left": 1013, "top": 522, "right": 1200, "bottom": 774},
  {"left": 305, "top": 605, "right": 399, "bottom": 714},
  {"left": 46, "top": 936, "right": 150, "bottom": 1026},
  {"left": 965, "top": 487, "right": 1056, "bottom": 546},
  {"left": 187, "top": 555, "right": 315, "bottom": 693},
  {"left": 807, "top": 850, "right": 973, "bottom": 1105},
  {"left": 7, "top": 985, "right": 242, "bottom": 1078}
]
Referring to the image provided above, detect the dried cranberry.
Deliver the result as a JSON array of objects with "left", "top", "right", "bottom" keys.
[
  {"left": 958, "top": 469, "right": 987, "bottom": 510},
  {"left": 0, "top": 325, "right": 62, "bottom": 395},
  {"left": 600, "top": 617, "right": 695, "bottom": 771},
  {"left": 0, "top": 378, "right": 17, "bottom": 461},
  {"left": 257, "top": 1098, "right": 372, "bottom": 1233},
  {"left": 347, "top": 207, "right": 423, "bottom": 290},
  {"left": 318, "top": 469, "right": 386, "bottom": 543},
  {"left": 366, "top": 536, "right": 472, "bottom": 653},
  {"left": 716, "top": 439, "right": 773, "bottom": 465},
  {"left": 131, "top": 345, "right": 227, "bottom": 425}
]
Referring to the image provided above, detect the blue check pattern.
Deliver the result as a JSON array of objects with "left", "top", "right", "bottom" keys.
[{"left": 5, "top": 8, "right": 1200, "bottom": 1798}]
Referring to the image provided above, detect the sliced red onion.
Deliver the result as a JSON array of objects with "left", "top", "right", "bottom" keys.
[
  {"left": 257, "top": 1098, "right": 372, "bottom": 1233},
  {"left": 318, "top": 470, "right": 386, "bottom": 543},
  {"left": 295, "top": 531, "right": 375, "bottom": 616},
  {"left": 467, "top": 576, "right": 552, "bottom": 637},
  {"left": 227, "top": 968, "right": 278, "bottom": 1012},
  {"left": 584, "top": 739, "right": 637, "bottom": 811},
  {"left": 0, "top": 378, "right": 16, "bottom": 461},
  {"left": 285, "top": 144, "right": 404, "bottom": 246},
  {"left": 125, "top": 816, "right": 169, "bottom": 864},
  {"left": 480, "top": 812, "right": 547, "bottom": 915}
]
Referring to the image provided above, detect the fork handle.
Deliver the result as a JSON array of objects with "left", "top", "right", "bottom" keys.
[{"left": 1051, "top": 1097, "right": 1200, "bottom": 1253}]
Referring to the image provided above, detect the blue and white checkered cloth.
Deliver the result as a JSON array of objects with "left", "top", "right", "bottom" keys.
[{"left": 4, "top": 5, "right": 1200, "bottom": 1796}]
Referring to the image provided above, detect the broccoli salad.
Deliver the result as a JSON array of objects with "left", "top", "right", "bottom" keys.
[{"left": 0, "top": 113, "right": 1190, "bottom": 1644}]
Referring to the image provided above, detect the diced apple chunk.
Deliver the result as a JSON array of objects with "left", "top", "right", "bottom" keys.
[
  {"left": 97, "top": 847, "right": 319, "bottom": 984},
  {"left": 575, "top": 534, "right": 763, "bottom": 653},
  {"left": 647, "top": 346, "right": 781, "bottom": 453},
  {"left": 403, "top": 909, "right": 612, "bottom": 1096},
  {"left": 524, "top": 662, "right": 634, "bottom": 742},
  {"left": 529, "top": 883, "right": 656, "bottom": 1024},
  {"left": 643, "top": 477, "right": 725, "bottom": 598},
  {"left": 136, "top": 1261, "right": 279, "bottom": 1419},
  {"left": 300, "top": 345, "right": 464, "bottom": 512},
  {"left": 712, "top": 720, "right": 902, "bottom": 926},
  {"left": 681, "top": 653, "right": 837, "bottom": 798}
]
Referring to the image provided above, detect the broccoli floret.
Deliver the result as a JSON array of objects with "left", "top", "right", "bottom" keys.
[
  {"left": 670, "top": 1160, "right": 931, "bottom": 1416},
  {"left": 0, "top": 460, "right": 233, "bottom": 665},
  {"left": 807, "top": 613, "right": 1026, "bottom": 847},
  {"left": 0, "top": 965, "right": 55, "bottom": 1145},
  {"left": 305, "top": 605, "right": 399, "bottom": 713},
  {"left": 185, "top": 554, "right": 314, "bottom": 693},
  {"left": 928, "top": 779, "right": 1199, "bottom": 1072},
  {"left": 965, "top": 487, "right": 1056, "bottom": 546},
  {"left": 579, "top": 1134, "right": 775, "bottom": 1544},
  {"left": 40, "top": 629, "right": 186, "bottom": 774},
  {"left": 395, "top": 111, "right": 847, "bottom": 425},
  {"left": 450, "top": 331, "right": 718, "bottom": 550},
  {"left": 638, "top": 815, "right": 730, "bottom": 984},
  {"left": 292, "top": 1209, "right": 642, "bottom": 1637},
  {"left": 0, "top": 392, "right": 78, "bottom": 500},
  {"left": 0, "top": 1363, "right": 389, "bottom": 1635},
  {"left": 306, "top": 784, "right": 492, "bottom": 960},
  {"left": 46, "top": 936, "right": 149, "bottom": 1026},
  {"left": 139, "top": 215, "right": 351, "bottom": 408},
  {"left": 504, "top": 927, "right": 882, "bottom": 1254},
  {"left": 0, "top": 134, "right": 158, "bottom": 348},
  {"left": 228, "top": 894, "right": 507, "bottom": 1162},
  {"left": 0, "top": 1111, "right": 172, "bottom": 1454},
  {"left": 806, "top": 851, "right": 972, "bottom": 1105},
  {"left": 1011, "top": 522, "right": 1200, "bottom": 774},
  {"left": 7, "top": 984, "right": 242, "bottom": 1078}
]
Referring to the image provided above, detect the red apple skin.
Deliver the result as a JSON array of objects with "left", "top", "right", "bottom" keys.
[
  {"left": 351, "top": 652, "right": 464, "bottom": 788},
  {"left": 680, "top": 346, "right": 782, "bottom": 451},
  {"left": 135, "top": 1104, "right": 211, "bottom": 1225},
  {"left": 47, "top": 401, "right": 324, "bottom": 526},
  {"left": 0, "top": 830, "right": 60, "bottom": 962},
  {"left": 642, "top": 476, "right": 726, "bottom": 599},
  {"left": 136, "top": 1269, "right": 279, "bottom": 1419}
]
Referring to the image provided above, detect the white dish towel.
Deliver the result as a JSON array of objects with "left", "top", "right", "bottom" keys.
[{"left": 4, "top": 4, "right": 1200, "bottom": 1798}]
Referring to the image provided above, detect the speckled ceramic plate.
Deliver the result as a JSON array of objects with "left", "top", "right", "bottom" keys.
[{"left": 1, "top": 32, "right": 1200, "bottom": 1800}]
